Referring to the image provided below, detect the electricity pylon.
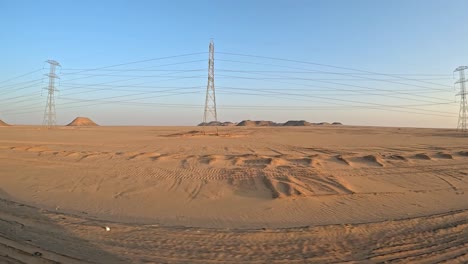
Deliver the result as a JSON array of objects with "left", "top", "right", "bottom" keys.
[
  {"left": 43, "top": 60, "right": 60, "bottom": 128},
  {"left": 455, "top": 66, "right": 468, "bottom": 132},
  {"left": 203, "top": 40, "right": 217, "bottom": 123}
]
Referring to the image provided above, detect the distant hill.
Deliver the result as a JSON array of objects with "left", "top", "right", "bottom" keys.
[
  {"left": 314, "top": 122, "right": 330, "bottom": 126},
  {"left": 236, "top": 120, "right": 278, "bottom": 127},
  {"left": 67, "top": 117, "right": 98, "bottom": 126},
  {"left": 198, "top": 120, "right": 343, "bottom": 127},
  {"left": 283, "top": 120, "right": 311, "bottom": 126},
  {"left": 198, "top": 121, "right": 236, "bottom": 126}
]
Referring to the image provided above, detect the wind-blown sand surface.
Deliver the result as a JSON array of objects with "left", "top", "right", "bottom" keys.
[{"left": 0, "top": 125, "right": 467, "bottom": 263}]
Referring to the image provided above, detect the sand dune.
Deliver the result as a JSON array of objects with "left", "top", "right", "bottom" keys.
[
  {"left": 0, "top": 120, "right": 9, "bottom": 126},
  {"left": 66, "top": 117, "right": 98, "bottom": 126},
  {"left": 0, "top": 125, "right": 467, "bottom": 262}
]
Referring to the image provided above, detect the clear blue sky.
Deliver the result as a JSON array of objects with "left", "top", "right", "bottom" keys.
[{"left": 1, "top": 0, "right": 467, "bottom": 127}]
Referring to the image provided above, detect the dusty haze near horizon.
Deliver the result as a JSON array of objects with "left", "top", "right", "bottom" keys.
[{"left": 0, "top": 125, "right": 467, "bottom": 263}]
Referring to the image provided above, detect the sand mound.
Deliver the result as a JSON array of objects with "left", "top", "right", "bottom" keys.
[
  {"left": 436, "top": 152, "right": 454, "bottom": 159},
  {"left": 283, "top": 120, "right": 311, "bottom": 126},
  {"left": 414, "top": 153, "right": 432, "bottom": 160},
  {"left": 198, "top": 121, "right": 236, "bottom": 126},
  {"left": 237, "top": 120, "right": 277, "bottom": 126},
  {"left": 66, "top": 117, "right": 98, "bottom": 126},
  {"left": 332, "top": 122, "right": 343, "bottom": 125},
  {"left": 335, "top": 155, "right": 352, "bottom": 165},
  {"left": 226, "top": 120, "right": 341, "bottom": 127},
  {"left": 314, "top": 122, "right": 331, "bottom": 126},
  {"left": 362, "top": 154, "right": 385, "bottom": 166},
  {"left": 0, "top": 120, "right": 10, "bottom": 126},
  {"left": 388, "top": 154, "right": 408, "bottom": 161},
  {"left": 222, "top": 122, "right": 236, "bottom": 126}
]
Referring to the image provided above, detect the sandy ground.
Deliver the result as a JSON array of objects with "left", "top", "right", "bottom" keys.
[{"left": 0, "top": 125, "right": 467, "bottom": 263}]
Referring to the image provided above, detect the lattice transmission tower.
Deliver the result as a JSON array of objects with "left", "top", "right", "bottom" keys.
[
  {"left": 43, "top": 60, "right": 60, "bottom": 128},
  {"left": 203, "top": 40, "right": 217, "bottom": 123},
  {"left": 455, "top": 66, "right": 468, "bottom": 132}
]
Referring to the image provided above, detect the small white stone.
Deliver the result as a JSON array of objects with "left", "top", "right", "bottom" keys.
[{"left": 104, "top": 226, "right": 111, "bottom": 232}]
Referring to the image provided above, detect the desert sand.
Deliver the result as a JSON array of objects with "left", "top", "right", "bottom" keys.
[{"left": 0, "top": 125, "right": 467, "bottom": 263}]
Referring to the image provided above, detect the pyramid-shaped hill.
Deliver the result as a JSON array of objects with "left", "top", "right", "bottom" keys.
[
  {"left": 66, "top": 117, "right": 99, "bottom": 126},
  {"left": 236, "top": 120, "right": 277, "bottom": 127},
  {"left": 0, "top": 120, "right": 10, "bottom": 126},
  {"left": 283, "top": 120, "right": 311, "bottom": 126}
]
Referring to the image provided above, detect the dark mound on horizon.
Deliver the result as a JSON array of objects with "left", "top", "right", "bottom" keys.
[
  {"left": 283, "top": 120, "right": 311, "bottom": 126},
  {"left": 314, "top": 122, "right": 331, "bottom": 126},
  {"left": 199, "top": 120, "right": 343, "bottom": 127},
  {"left": 236, "top": 120, "right": 344, "bottom": 127},
  {"left": 236, "top": 120, "right": 278, "bottom": 127},
  {"left": 198, "top": 121, "right": 236, "bottom": 126},
  {"left": 67, "top": 117, "right": 98, "bottom": 126}
]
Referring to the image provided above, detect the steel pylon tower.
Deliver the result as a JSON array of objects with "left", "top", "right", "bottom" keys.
[
  {"left": 455, "top": 66, "right": 468, "bottom": 132},
  {"left": 203, "top": 40, "right": 217, "bottom": 123},
  {"left": 43, "top": 60, "right": 60, "bottom": 128}
]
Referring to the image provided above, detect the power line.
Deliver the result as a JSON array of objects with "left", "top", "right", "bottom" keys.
[
  {"left": 51, "top": 75, "right": 458, "bottom": 115},
  {"left": 64, "top": 65, "right": 207, "bottom": 83},
  {"left": 58, "top": 82, "right": 452, "bottom": 94},
  {"left": 216, "top": 85, "right": 450, "bottom": 94},
  {"left": 1, "top": 82, "right": 452, "bottom": 117},
  {"left": 3, "top": 79, "right": 454, "bottom": 118},
  {"left": 0, "top": 78, "right": 44, "bottom": 90},
  {"left": 58, "top": 75, "right": 205, "bottom": 98},
  {"left": 59, "top": 86, "right": 203, "bottom": 98},
  {"left": 61, "top": 68, "right": 205, "bottom": 73},
  {"left": 0, "top": 69, "right": 43, "bottom": 85},
  {"left": 218, "top": 87, "right": 455, "bottom": 103},
  {"left": 0, "top": 92, "right": 42, "bottom": 103},
  {"left": 4, "top": 97, "right": 455, "bottom": 118},
  {"left": 57, "top": 84, "right": 455, "bottom": 115},
  {"left": 216, "top": 52, "right": 453, "bottom": 89},
  {"left": 2, "top": 90, "right": 456, "bottom": 118},
  {"left": 58, "top": 59, "right": 206, "bottom": 73},
  {"left": 60, "top": 83, "right": 203, "bottom": 90},
  {"left": 215, "top": 87, "right": 455, "bottom": 115},
  {"left": 0, "top": 51, "right": 457, "bottom": 123},
  {"left": 216, "top": 74, "right": 451, "bottom": 83},
  {"left": 1, "top": 89, "right": 204, "bottom": 115},
  {"left": 0, "top": 81, "right": 45, "bottom": 97},
  {"left": 216, "top": 59, "right": 453, "bottom": 92},
  {"left": 216, "top": 69, "right": 452, "bottom": 76},
  {"left": 59, "top": 85, "right": 204, "bottom": 94},
  {"left": 215, "top": 69, "right": 453, "bottom": 79},
  {"left": 61, "top": 67, "right": 453, "bottom": 79},
  {"left": 215, "top": 73, "right": 451, "bottom": 105},
  {"left": 60, "top": 71, "right": 205, "bottom": 79},
  {"left": 56, "top": 54, "right": 452, "bottom": 108},
  {"left": 2, "top": 81, "right": 455, "bottom": 117},
  {"left": 63, "top": 52, "right": 207, "bottom": 76}
]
